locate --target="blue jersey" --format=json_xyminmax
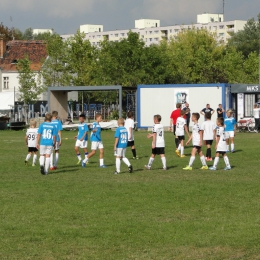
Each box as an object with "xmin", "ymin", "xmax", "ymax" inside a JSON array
[
  {"xmin": 38, "ymin": 122, "xmax": 57, "ymax": 146},
  {"xmin": 90, "ymin": 122, "xmax": 102, "ymax": 142},
  {"xmin": 51, "ymin": 119, "xmax": 63, "ymax": 142},
  {"xmin": 115, "ymin": 126, "xmax": 128, "ymax": 148},
  {"xmin": 77, "ymin": 122, "xmax": 89, "ymax": 141},
  {"xmin": 224, "ymin": 117, "xmax": 236, "ymax": 131}
]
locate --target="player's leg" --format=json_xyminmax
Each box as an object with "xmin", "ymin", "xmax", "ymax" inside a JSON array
[
  {"xmin": 160, "ymin": 152, "xmax": 167, "ymax": 170},
  {"xmin": 145, "ymin": 149, "xmax": 156, "ymax": 169},
  {"xmin": 75, "ymin": 139, "xmax": 82, "ymax": 164},
  {"xmin": 180, "ymin": 139, "xmax": 185, "ymax": 157},
  {"xmin": 25, "ymin": 150, "xmax": 32, "ymax": 165},
  {"xmin": 44, "ymin": 146, "xmax": 53, "ymax": 174},
  {"xmin": 210, "ymin": 152, "xmax": 220, "ymax": 170},
  {"xmin": 225, "ymin": 132, "xmax": 230, "ymax": 152},
  {"xmin": 54, "ymin": 142, "xmax": 60, "ymax": 168},
  {"xmin": 223, "ymin": 153, "xmax": 231, "ymax": 170},
  {"xmin": 183, "ymin": 147, "xmax": 197, "ymax": 170},
  {"xmin": 131, "ymin": 142, "xmax": 138, "ymax": 159},
  {"xmin": 230, "ymin": 134, "xmax": 235, "ymax": 152},
  {"xmin": 32, "ymin": 151, "xmax": 37, "ymax": 166},
  {"xmin": 198, "ymin": 148, "xmax": 207, "ymax": 169},
  {"xmin": 206, "ymin": 141, "xmax": 212, "ymax": 161},
  {"xmin": 121, "ymin": 148, "xmax": 132, "ymax": 173},
  {"xmin": 39, "ymin": 145, "xmax": 46, "ymax": 175}
]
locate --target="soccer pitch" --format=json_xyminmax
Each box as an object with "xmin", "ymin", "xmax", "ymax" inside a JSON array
[{"xmin": 1, "ymin": 129, "xmax": 260, "ymax": 259}]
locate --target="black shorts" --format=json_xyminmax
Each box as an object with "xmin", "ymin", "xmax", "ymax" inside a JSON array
[
  {"xmin": 28, "ymin": 147, "xmax": 38, "ymax": 152},
  {"xmin": 205, "ymin": 140, "xmax": 213, "ymax": 145},
  {"xmin": 152, "ymin": 147, "xmax": 165, "ymax": 155},
  {"xmin": 216, "ymin": 151, "xmax": 226, "ymax": 155},
  {"xmin": 193, "ymin": 146, "xmax": 201, "ymax": 150},
  {"xmin": 127, "ymin": 141, "xmax": 135, "ymax": 147},
  {"xmin": 178, "ymin": 136, "xmax": 185, "ymax": 141}
]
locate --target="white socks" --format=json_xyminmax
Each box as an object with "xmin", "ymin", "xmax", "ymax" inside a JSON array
[
  {"xmin": 213, "ymin": 157, "xmax": 219, "ymax": 167},
  {"xmin": 161, "ymin": 157, "xmax": 166, "ymax": 168},
  {"xmin": 189, "ymin": 156, "xmax": 195, "ymax": 166},
  {"xmin": 200, "ymin": 156, "xmax": 207, "ymax": 166},
  {"xmin": 25, "ymin": 154, "xmax": 31, "ymax": 161},
  {"xmin": 148, "ymin": 157, "xmax": 154, "ymax": 167},
  {"xmin": 224, "ymin": 156, "xmax": 230, "ymax": 167}
]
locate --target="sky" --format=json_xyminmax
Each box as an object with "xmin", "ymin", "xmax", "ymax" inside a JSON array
[{"xmin": 0, "ymin": 0, "xmax": 260, "ymax": 35}]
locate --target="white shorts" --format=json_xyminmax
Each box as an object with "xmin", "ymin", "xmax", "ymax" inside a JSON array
[
  {"xmin": 91, "ymin": 141, "xmax": 104, "ymax": 150},
  {"xmin": 75, "ymin": 140, "xmax": 87, "ymax": 149},
  {"xmin": 225, "ymin": 131, "xmax": 234, "ymax": 138},
  {"xmin": 115, "ymin": 148, "xmax": 126, "ymax": 157},
  {"xmin": 40, "ymin": 145, "xmax": 53, "ymax": 155}
]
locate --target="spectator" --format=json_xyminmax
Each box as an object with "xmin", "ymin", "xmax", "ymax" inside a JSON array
[
  {"xmin": 183, "ymin": 102, "xmax": 191, "ymax": 130},
  {"xmin": 217, "ymin": 104, "xmax": 225, "ymax": 118},
  {"xmin": 200, "ymin": 104, "xmax": 215, "ymax": 120}
]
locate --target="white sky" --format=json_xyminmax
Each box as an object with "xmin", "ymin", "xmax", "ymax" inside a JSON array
[{"xmin": 0, "ymin": 0, "xmax": 259, "ymax": 34}]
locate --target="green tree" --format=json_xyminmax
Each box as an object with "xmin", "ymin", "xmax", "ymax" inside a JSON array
[
  {"xmin": 228, "ymin": 13, "xmax": 260, "ymax": 57},
  {"xmin": 0, "ymin": 22, "xmax": 22, "ymax": 40},
  {"xmin": 16, "ymin": 56, "xmax": 44, "ymax": 104},
  {"xmin": 23, "ymin": 27, "xmax": 33, "ymax": 40},
  {"xmin": 41, "ymin": 34, "xmax": 70, "ymax": 87}
]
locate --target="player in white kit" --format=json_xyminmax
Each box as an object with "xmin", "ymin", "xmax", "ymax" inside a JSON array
[
  {"xmin": 175, "ymin": 110, "xmax": 190, "ymax": 157},
  {"xmin": 145, "ymin": 114, "xmax": 167, "ymax": 170},
  {"xmin": 24, "ymin": 119, "xmax": 38, "ymax": 166},
  {"xmin": 183, "ymin": 113, "xmax": 208, "ymax": 170},
  {"xmin": 209, "ymin": 117, "xmax": 231, "ymax": 170}
]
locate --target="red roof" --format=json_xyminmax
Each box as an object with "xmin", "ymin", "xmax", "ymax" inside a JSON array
[{"xmin": 0, "ymin": 40, "xmax": 47, "ymax": 71}]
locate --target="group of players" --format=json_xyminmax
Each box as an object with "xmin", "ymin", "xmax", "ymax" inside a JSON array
[{"xmin": 25, "ymin": 103, "xmax": 237, "ymax": 174}]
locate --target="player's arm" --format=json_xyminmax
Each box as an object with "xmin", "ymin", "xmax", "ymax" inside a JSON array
[
  {"xmin": 152, "ymin": 133, "xmax": 156, "ymax": 149},
  {"xmin": 36, "ymin": 133, "xmax": 41, "ymax": 149},
  {"xmin": 234, "ymin": 121, "xmax": 237, "ymax": 136},
  {"xmin": 199, "ymin": 130, "xmax": 203, "ymax": 147},
  {"xmin": 80, "ymin": 131, "xmax": 88, "ymax": 141},
  {"xmin": 114, "ymin": 137, "xmax": 119, "ymax": 151},
  {"xmin": 58, "ymin": 130, "xmax": 62, "ymax": 146},
  {"xmin": 184, "ymin": 124, "xmax": 190, "ymax": 138},
  {"xmin": 211, "ymin": 109, "xmax": 215, "ymax": 115},
  {"xmin": 200, "ymin": 110, "xmax": 204, "ymax": 115},
  {"xmin": 25, "ymin": 135, "xmax": 28, "ymax": 146},
  {"xmin": 128, "ymin": 127, "xmax": 133, "ymax": 140},
  {"xmin": 169, "ymin": 118, "xmax": 173, "ymax": 131},
  {"xmin": 186, "ymin": 134, "xmax": 192, "ymax": 145}
]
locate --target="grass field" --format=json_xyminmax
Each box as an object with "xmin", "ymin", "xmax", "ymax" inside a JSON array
[{"xmin": 1, "ymin": 129, "xmax": 260, "ymax": 260}]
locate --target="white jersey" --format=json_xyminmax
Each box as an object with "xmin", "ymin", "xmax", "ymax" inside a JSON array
[
  {"xmin": 216, "ymin": 126, "xmax": 226, "ymax": 151},
  {"xmin": 253, "ymin": 108, "xmax": 260, "ymax": 119},
  {"xmin": 26, "ymin": 128, "xmax": 38, "ymax": 147},
  {"xmin": 201, "ymin": 120, "xmax": 216, "ymax": 140},
  {"xmin": 124, "ymin": 118, "xmax": 135, "ymax": 141},
  {"xmin": 192, "ymin": 123, "xmax": 201, "ymax": 146},
  {"xmin": 175, "ymin": 117, "xmax": 186, "ymax": 136},
  {"xmin": 152, "ymin": 123, "xmax": 165, "ymax": 148}
]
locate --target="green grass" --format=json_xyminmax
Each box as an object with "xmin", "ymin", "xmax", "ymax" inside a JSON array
[{"xmin": 1, "ymin": 129, "xmax": 260, "ymax": 259}]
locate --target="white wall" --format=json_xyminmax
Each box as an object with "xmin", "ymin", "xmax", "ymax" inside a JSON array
[
  {"xmin": 135, "ymin": 19, "xmax": 160, "ymax": 29},
  {"xmin": 138, "ymin": 85, "xmax": 224, "ymax": 128}
]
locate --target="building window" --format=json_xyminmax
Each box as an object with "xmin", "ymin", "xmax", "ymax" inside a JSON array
[
  {"xmin": 219, "ymin": 25, "xmax": 224, "ymax": 29},
  {"xmin": 3, "ymin": 77, "xmax": 9, "ymax": 89},
  {"xmin": 121, "ymin": 33, "xmax": 125, "ymax": 36},
  {"xmin": 115, "ymin": 34, "xmax": 118, "ymax": 37},
  {"xmin": 149, "ymin": 38, "xmax": 152, "ymax": 42}
]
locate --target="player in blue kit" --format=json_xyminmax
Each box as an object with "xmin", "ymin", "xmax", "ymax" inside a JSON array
[
  {"xmin": 74, "ymin": 114, "xmax": 89, "ymax": 166},
  {"xmin": 224, "ymin": 109, "xmax": 237, "ymax": 153},
  {"xmin": 114, "ymin": 118, "xmax": 133, "ymax": 174},
  {"xmin": 82, "ymin": 113, "xmax": 106, "ymax": 168},
  {"xmin": 50, "ymin": 111, "xmax": 63, "ymax": 170},
  {"xmin": 36, "ymin": 113, "xmax": 57, "ymax": 175}
]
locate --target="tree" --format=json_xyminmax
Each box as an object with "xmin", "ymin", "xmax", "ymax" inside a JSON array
[
  {"xmin": 16, "ymin": 56, "xmax": 44, "ymax": 104},
  {"xmin": 23, "ymin": 28, "xmax": 34, "ymax": 40},
  {"xmin": 0, "ymin": 22, "xmax": 22, "ymax": 40},
  {"xmin": 228, "ymin": 13, "xmax": 260, "ymax": 57},
  {"xmin": 41, "ymin": 34, "xmax": 70, "ymax": 87}
]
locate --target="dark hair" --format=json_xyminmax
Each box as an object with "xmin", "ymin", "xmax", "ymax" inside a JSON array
[
  {"xmin": 154, "ymin": 114, "xmax": 162, "ymax": 122},
  {"xmin": 192, "ymin": 112, "xmax": 200, "ymax": 120},
  {"xmin": 95, "ymin": 113, "xmax": 102, "ymax": 119},
  {"xmin": 217, "ymin": 117, "xmax": 224, "ymax": 126},
  {"xmin": 176, "ymin": 103, "xmax": 181, "ymax": 108},
  {"xmin": 127, "ymin": 111, "xmax": 134, "ymax": 118},
  {"xmin": 79, "ymin": 114, "xmax": 85, "ymax": 119},
  {"xmin": 205, "ymin": 112, "xmax": 211, "ymax": 119}
]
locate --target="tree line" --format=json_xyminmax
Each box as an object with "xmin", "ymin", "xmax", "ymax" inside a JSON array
[{"xmin": 1, "ymin": 14, "xmax": 259, "ymax": 104}]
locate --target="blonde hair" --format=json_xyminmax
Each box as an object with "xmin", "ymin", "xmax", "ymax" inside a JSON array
[
  {"xmin": 226, "ymin": 109, "xmax": 233, "ymax": 114},
  {"xmin": 117, "ymin": 118, "xmax": 125, "ymax": 126},
  {"xmin": 30, "ymin": 119, "xmax": 37, "ymax": 127}
]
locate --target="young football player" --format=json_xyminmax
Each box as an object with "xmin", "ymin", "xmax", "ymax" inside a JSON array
[
  {"xmin": 25, "ymin": 119, "xmax": 38, "ymax": 166},
  {"xmin": 114, "ymin": 118, "xmax": 133, "ymax": 174},
  {"xmin": 145, "ymin": 114, "xmax": 167, "ymax": 170},
  {"xmin": 183, "ymin": 113, "xmax": 208, "ymax": 170}
]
